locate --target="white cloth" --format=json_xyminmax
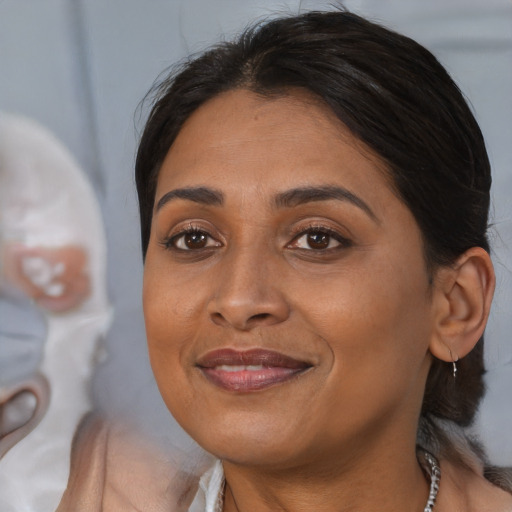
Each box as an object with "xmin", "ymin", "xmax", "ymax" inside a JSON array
[
  {"xmin": 188, "ymin": 460, "xmax": 224, "ymax": 512},
  {"xmin": 0, "ymin": 113, "xmax": 111, "ymax": 512}
]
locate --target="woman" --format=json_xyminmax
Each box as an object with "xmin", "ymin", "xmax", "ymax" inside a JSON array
[
  {"xmin": 60, "ymin": 8, "xmax": 511, "ymax": 511},
  {"xmin": 135, "ymin": 8, "xmax": 512, "ymax": 512}
]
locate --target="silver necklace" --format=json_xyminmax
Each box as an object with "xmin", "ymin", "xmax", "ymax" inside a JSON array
[
  {"xmin": 422, "ymin": 451, "xmax": 441, "ymax": 512},
  {"xmin": 223, "ymin": 451, "xmax": 441, "ymax": 512}
]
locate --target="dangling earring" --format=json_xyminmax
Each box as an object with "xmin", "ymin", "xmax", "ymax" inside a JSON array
[{"xmin": 449, "ymin": 350, "xmax": 459, "ymax": 379}]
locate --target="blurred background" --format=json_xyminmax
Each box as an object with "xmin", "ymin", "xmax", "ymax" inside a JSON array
[{"xmin": 1, "ymin": 0, "xmax": 511, "ymax": 464}]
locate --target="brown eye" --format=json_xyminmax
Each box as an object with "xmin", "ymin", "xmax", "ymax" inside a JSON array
[
  {"xmin": 306, "ymin": 231, "xmax": 330, "ymax": 249},
  {"xmin": 184, "ymin": 232, "xmax": 208, "ymax": 249},
  {"xmin": 169, "ymin": 230, "xmax": 220, "ymax": 251},
  {"xmin": 289, "ymin": 227, "xmax": 351, "ymax": 251}
]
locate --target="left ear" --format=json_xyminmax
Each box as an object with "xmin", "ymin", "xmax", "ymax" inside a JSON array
[{"xmin": 429, "ymin": 247, "xmax": 495, "ymax": 362}]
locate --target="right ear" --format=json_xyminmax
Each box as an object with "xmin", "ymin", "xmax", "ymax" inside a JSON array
[{"xmin": 428, "ymin": 247, "xmax": 495, "ymax": 363}]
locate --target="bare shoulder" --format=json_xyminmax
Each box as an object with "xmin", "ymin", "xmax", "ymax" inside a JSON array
[{"xmin": 436, "ymin": 458, "xmax": 512, "ymax": 512}]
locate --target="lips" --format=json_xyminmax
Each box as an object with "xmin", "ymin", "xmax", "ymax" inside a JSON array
[{"xmin": 196, "ymin": 348, "xmax": 311, "ymax": 392}]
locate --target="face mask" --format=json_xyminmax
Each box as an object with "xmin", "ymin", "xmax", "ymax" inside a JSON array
[{"xmin": 0, "ymin": 290, "xmax": 47, "ymax": 388}]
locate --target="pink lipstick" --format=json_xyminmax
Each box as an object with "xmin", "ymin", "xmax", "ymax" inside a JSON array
[{"xmin": 196, "ymin": 348, "xmax": 311, "ymax": 392}]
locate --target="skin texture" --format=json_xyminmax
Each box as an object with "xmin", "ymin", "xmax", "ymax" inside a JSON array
[{"xmin": 143, "ymin": 89, "xmax": 495, "ymax": 511}]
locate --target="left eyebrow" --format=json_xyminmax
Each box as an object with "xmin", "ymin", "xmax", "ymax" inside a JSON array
[
  {"xmin": 275, "ymin": 185, "xmax": 379, "ymax": 223},
  {"xmin": 155, "ymin": 186, "xmax": 224, "ymax": 212}
]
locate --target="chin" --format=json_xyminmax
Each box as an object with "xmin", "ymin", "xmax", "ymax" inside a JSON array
[
  {"xmin": 205, "ymin": 436, "xmax": 297, "ymax": 468},
  {"xmin": 175, "ymin": 406, "xmax": 312, "ymax": 468}
]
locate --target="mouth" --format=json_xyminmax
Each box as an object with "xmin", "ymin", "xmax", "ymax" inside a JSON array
[{"xmin": 196, "ymin": 348, "xmax": 312, "ymax": 392}]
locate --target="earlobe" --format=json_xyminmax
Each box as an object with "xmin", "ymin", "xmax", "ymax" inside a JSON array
[{"xmin": 429, "ymin": 247, "xmax": 495, "ymax": 362}]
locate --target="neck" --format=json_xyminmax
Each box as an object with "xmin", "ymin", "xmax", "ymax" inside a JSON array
[{"xmin": 222, "ymin": 441, "xmax": 430, "ymax": 512}]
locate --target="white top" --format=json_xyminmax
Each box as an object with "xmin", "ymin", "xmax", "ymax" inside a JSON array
[{"xmin": 188, "ymin": 460, "xmax": 225, "ymax": 512}]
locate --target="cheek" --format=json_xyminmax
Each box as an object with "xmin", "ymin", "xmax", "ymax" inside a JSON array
[
  {"xmin": 296, "ymin": 264, "xmax": 432, "ymax": 440},
  {"xmin": 143, "ymin": 252, "xmax": 200, "ymax": 342},
  {"xmin": 143, "ymin": 268, "xmax": 190, "ymax": 383},
  {"xmin": 299, "ymin": 250, "xmax": 432, "ymax": 380},
  {"xmin": 142, "ymin": 255, "xmax": 218, "ymax": 418}
]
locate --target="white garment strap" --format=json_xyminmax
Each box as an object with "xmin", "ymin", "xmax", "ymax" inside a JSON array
[{"xmin": 189, "ymin": 459, "xmax": 224, "ymax": 512}]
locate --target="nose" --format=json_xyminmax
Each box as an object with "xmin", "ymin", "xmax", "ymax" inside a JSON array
[{"xmin": 207, "ymin": 247, "xmax": 290, "ymax": 331}]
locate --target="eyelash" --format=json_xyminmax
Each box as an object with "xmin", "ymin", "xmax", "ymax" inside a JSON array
[
  {"xmin": 161, "ymin": 225, "xmax": 221, "ymax": 252},
  {"xmin": 161, "ymin": 222, "xmax": 351, "ymax": 255},
  {"xmin": 287, "ymin": 224, "xmax": 352, "ymax": 252}
]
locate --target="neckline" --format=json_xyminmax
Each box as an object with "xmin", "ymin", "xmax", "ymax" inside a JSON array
[{"xmin": 201, "ymin": 452, "xmax": 441, "ymax": 512}]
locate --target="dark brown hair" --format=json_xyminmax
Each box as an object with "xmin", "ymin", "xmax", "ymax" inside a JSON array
[{"xmin": 136, "ymin": 10, "xmax": 490, "ymax": 431}]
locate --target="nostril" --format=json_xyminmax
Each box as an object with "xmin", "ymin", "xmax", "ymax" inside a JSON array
[
  {"xmin": 207, "ymin": 288, "xmax": 290, "ymax": 330},
  {"xmin": 249, "ymin": 313, "xmax": 271, "ymax": 323},
  {"xmin": 210, "ymin": 312, "xmax": 225, "ymax": 325},
  {"xmin": 242, "ymin": 313, "xmax": 276, "ymax": 330},
  {"xmin": 209, "ymin": 310, "xmax": 279, "ymax": 329}
]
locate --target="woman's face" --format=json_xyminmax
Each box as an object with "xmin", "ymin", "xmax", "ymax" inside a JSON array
[{"xmin": 143, "ymin": 89, "xmax": 436, "ymax": 469}]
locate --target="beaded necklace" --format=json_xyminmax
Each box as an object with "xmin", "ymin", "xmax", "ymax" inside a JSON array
[{"xmin": 421, "ymin": 451, "xmax": 441, "ymax": 512}]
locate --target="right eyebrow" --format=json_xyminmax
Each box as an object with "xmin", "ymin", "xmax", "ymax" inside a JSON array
[{"xmin": 155, "ymin": 186, "xmax": 224, "ymax": 212}]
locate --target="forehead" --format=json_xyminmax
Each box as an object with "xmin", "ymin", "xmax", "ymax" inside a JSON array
[{"xmin": 156, "ymin": 88, "xmax": 393, "ymax": 205}]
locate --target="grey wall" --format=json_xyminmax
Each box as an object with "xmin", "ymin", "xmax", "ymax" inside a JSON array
[{"xmin": 1, "ymin": 0, "xmax": 511, "ymax": 463}]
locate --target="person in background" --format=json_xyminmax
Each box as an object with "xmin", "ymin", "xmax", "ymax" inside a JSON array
[{"xmin": 0, "ymin": 114, "xmax": 110, "ymax": 512}]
